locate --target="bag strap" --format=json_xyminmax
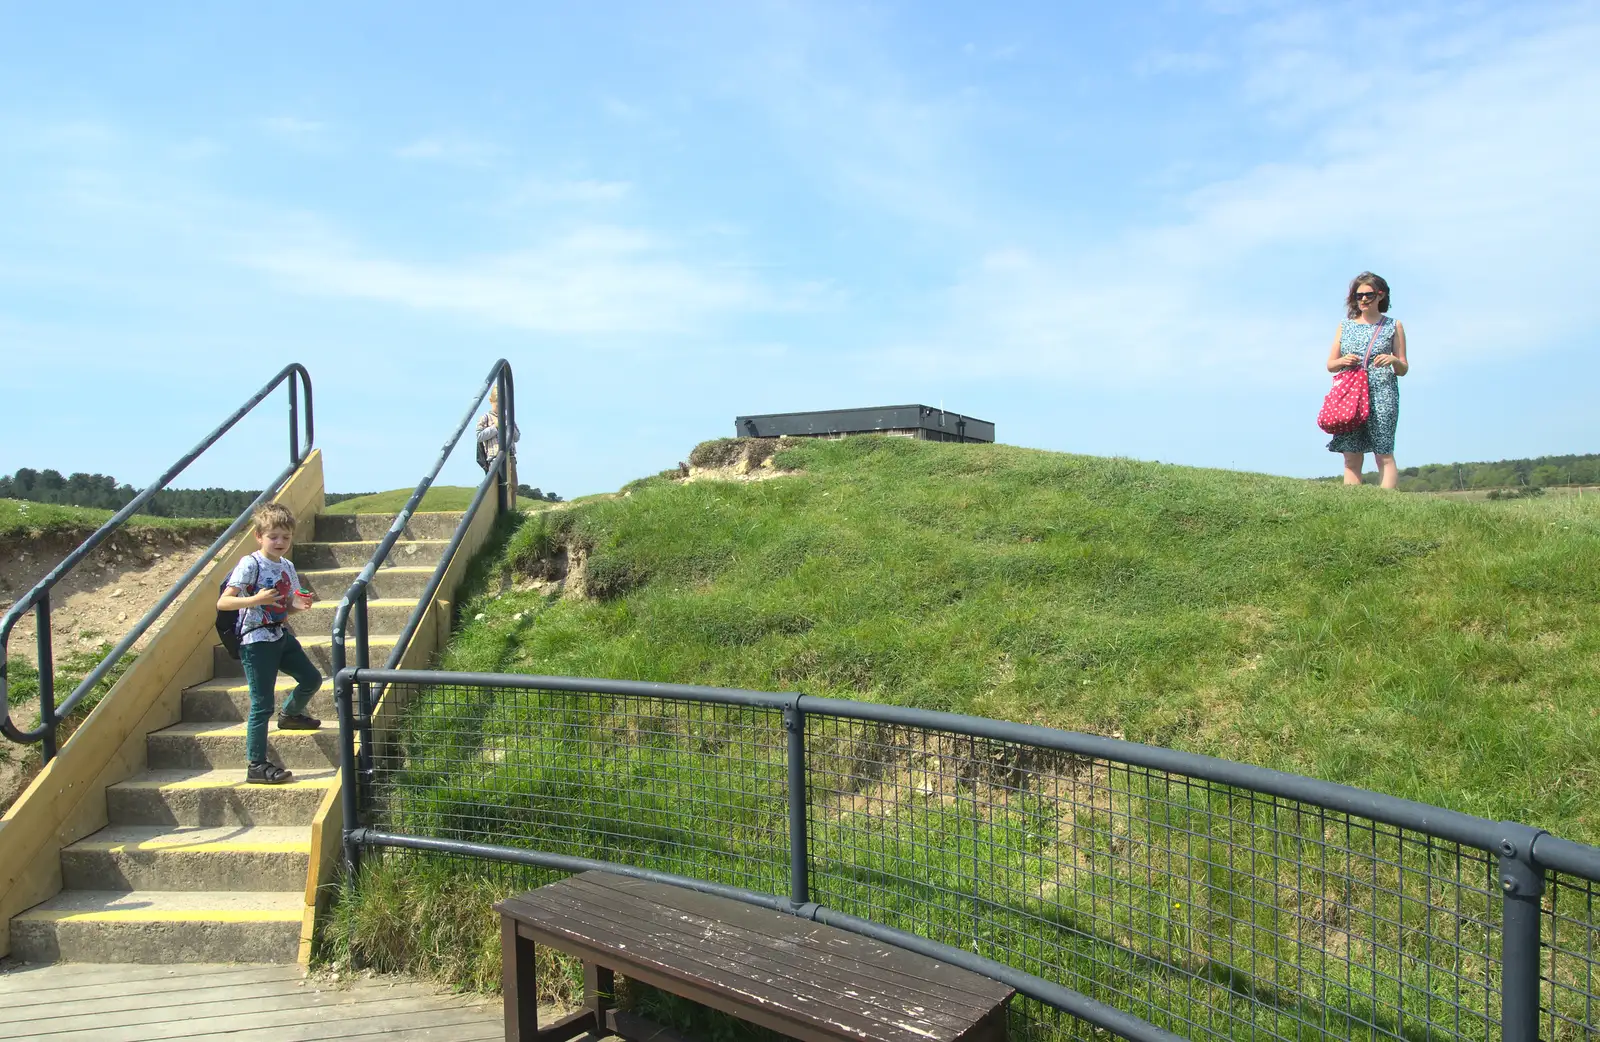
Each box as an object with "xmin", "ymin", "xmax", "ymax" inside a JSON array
[{"xmin": 1360, "ymin": 317, "xmax": 1386, "ymax": 370}]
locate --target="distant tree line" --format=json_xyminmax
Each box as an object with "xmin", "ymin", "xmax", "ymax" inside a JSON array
[
  {"xmin": 516, "ymin": 484, "xmax": 563, "ymax": 503},
  {"xmin": 0, "ymin": 468, "xmax": 374, "ymax": 518},
  {"xmin": 1, "ymin": 467, "xmax": 562, "ymax": 516},
  {"xmin": 1328, "ymin": 453, "xmax": 1600, "ymax": 491}
]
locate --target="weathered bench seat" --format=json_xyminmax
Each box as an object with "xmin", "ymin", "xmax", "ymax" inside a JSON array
[{"xmin": 496, "ymin": 871, "xmax": 1014, "ymax": 1042}]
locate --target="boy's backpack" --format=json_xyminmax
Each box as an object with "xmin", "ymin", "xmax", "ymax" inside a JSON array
[{"xmin": 215, "ymin": 554, "xmax": 263, "ymax": 660}]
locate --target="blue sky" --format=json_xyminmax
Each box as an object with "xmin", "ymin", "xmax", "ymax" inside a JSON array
[{"xmin": 2, "ymin": 1, "xmax": 1597, "ymax": 498}]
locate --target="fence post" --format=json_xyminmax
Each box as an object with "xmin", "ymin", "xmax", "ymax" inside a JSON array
[
  {"xmin": 784, "ymin": 703, "xmax": 809, "ymax": 908},
  {"xmin": 36, "ymin": 594, "xmax": 56, "ymax": 763},
  {"xmin": 354, "ymin": 589, "xmax": 374, "ymax": 810},
  {"xmin": 1498, "ymin": 822, "xmax": 1547, "ymax": 1042},
  {"xmin": 335, "ymin": 668, "xmax": 362, "ymax": 876}
]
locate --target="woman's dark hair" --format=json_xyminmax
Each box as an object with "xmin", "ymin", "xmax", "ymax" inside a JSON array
[{"xmin": 1346, "ymin": 272, "xmax": 1391, "ymax": 318}]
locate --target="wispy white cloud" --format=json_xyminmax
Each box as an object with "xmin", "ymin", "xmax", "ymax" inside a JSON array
[
  {"xmin": 395, "ymin": 135, "xmax": 503, "ymax": 166},
  {"xmin": 245, "ymin": 223, "xmax": 818, "ymax": 334},
  {"xmin": 860, "ymin": 3, "xmax": 1600, "ymax": 384}
]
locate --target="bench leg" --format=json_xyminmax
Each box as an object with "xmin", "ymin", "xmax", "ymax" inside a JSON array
[
  {"xmin": 584, "ymin": 961, "xmax": 616, "ymax": 1021},
  {"xmin": 503, "ymin": 918, "xmax": 540, "ymax": 1042}
]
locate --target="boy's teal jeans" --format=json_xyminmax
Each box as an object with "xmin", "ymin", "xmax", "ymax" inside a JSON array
[{"xmin": 240, "ymin": 634, "xmax": 322, "ymax": 763}]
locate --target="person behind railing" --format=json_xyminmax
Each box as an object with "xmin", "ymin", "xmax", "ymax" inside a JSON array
[
  {"xmin": 473, "ymin": 382, "xmax": 524, "ymax": 476},
  {"xmin": 215, "ymin": 503, "xmax": 321, "ymax": 785}
]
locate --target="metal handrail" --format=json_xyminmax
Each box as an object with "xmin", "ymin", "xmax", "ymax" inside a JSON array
[
  {"xmin": 328, "ymin": 360, "xmax": 513, "ymax": 803},
  {"xmin": 336, "ymin": 666, "xmax": 1600, "ymax": 1042},
  {"xmin": 1, "ymin": 363, "xmax": 313, "ymax": 760}
]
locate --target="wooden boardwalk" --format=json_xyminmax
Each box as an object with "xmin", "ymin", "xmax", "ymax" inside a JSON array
[{"xmin": 0, "ymin": 961, "xmax": 509, "ymax": 1041}]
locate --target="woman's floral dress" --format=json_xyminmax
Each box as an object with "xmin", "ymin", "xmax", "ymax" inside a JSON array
[{"xmin": 1327, "ymin": 316, "xmax": 1400, "ymax": 455}]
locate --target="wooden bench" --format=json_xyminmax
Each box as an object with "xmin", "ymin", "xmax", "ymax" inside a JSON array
[{"xmin": 495, "ymin": 871, "xmax": 1015, "ymax": 1042}]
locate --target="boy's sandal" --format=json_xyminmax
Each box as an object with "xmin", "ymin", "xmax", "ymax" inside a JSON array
[{"xmin": 247, "ymin": 761, "xmax": 294, "ymax": 785}]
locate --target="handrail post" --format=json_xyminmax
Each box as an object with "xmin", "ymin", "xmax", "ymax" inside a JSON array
[
  {"xmin": 784, "ymin": 702, "xmax": 809, "ymax": 908},
  {"xmin": 289, "ymin": 373, "xmax": 300, "ymax": 465},
  {"xmin": 495, "ymin": 370, "xmax": 510, "ymax": 515},
  {"xmin": 355, "ymin": 588, "xmax": 374, "ymax": 809},
  {"xmin": 1498, "ymin": 822, "xmax": 1547, "ymax": 1042},
  {"xmin": 36, "ymin": 595, "xmax": 56, "ymax": 763},
  {"xmin": 335, "ymin": 669, "xmax": 363, "ymax": 876}
]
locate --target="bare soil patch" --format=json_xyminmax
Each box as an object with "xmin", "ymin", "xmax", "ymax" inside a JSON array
[
  {"xmin": 1, "ymin": 526, "xmax": 223, "ymax": 811},
  {"xmin": 2, "ymin": 526, "xmax": 223, "ymax": 666}
]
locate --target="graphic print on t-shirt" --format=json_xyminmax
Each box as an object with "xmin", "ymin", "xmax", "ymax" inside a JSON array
[{"xmin": 226, "ymin": 552, "xmax": 301, "ymax": 647}]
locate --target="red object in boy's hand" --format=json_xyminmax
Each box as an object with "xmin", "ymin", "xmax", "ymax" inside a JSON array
[{"xmin": 294, "ymin": 589, "xmax": 315, "ymax": 609}]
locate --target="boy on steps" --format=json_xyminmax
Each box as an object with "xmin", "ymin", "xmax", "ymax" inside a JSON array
[{"xmin": 216, "ymin": 503, "xmax": 321, "ymax": 785}]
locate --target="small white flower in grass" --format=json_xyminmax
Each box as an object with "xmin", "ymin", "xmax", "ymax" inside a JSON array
[
  {"xmin": 474, "ymin": 613, "xmax": 487, "ymax": 622},
  {"xmin": 513, "ymin": 612, "xmax": 524, "ymax": 622}
]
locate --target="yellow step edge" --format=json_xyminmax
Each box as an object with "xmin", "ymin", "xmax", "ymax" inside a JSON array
[
  {"xmin": 73, "ymin": 839, "xmax": 310, "ymax": 855},
  {"xmin": 19, "ymin": 908, "xmax": 301, "ymax": 924},
  {"xmin": 116, "ymin": 774, "xmax": 335, "ymax": 792}
]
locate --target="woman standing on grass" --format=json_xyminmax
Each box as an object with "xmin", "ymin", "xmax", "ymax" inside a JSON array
[{"xmin": 1327, "ymin": 272, "xmax": 1409, "ymax": 487}]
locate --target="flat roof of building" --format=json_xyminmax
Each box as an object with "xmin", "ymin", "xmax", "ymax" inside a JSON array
[{"xmin": 736, "ymin": 405, "xmax": 994, "ymax": 442}]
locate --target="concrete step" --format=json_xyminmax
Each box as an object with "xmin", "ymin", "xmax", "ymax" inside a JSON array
[
  {"xmin": 61, "ymin": 825, "xmax": 311, "ymax": 892},
  {"xmin": 314, "ymin": 511, "xmax": 463, "ymax": 542},
  {"xmin": 147, "ymin": 721, "xmax": 339, "ymax": 771},
  {"xmin": 294, "ymin": 597, "xmax": 418, "ymax": 638},
  {"xmin": 294, "ymin": 539, "xmax": 449, "ymax": 571},
  {"xmin": 210, "ymin": 633, "xmax": 399, "ymax": 679},
  {"xmin": 182, "ymin": 676, "xmax": 336, "ymax": 722},
  {"xmin": 106, "ymin": 768, "xmax": 337, "ymax": 826},
  {"xmin": 10, "ymin": 890, "xmax": 302, "ymax": 963},
  {"xmin": 298, "ymin": 565, "xmax": 437, "ymax": 601}
]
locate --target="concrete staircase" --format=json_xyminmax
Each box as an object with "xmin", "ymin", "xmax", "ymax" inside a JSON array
[{"xmin": 10, "ymin": 511, "xmax": 462, "ymax": 963}]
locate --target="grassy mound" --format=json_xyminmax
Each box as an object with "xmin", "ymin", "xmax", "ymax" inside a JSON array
[
  {"xmin": 326, "ymin": 437, "xmax": 1600, "ymax": 1014},
  {"xmin": 448, "ymin": 436, "xmax": 1600, "ymax": 837},
  {"xmin": 321, "ymin": 486, "xmax": 481, "ymax": 515},
  {"xmin": 0, "ymin": 499, "xmax": 224, "ymax": 540}
]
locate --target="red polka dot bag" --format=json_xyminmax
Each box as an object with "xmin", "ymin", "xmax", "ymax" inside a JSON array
[{"xmin": 1317, "ymin": 320, "xmax": 1384, "ymax": 436}]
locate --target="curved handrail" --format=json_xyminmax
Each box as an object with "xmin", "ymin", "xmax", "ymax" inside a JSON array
[
  {"xmin": 335, "ymin": 665, "xmax": 1600, "ymax": 1042},
  {"xmin": 1, "ymin": 363, "xmax": 313, "ymax": 759},
  {"xmin": 328, "ymin": 360, "xmax": 513, "ymax": 786}
]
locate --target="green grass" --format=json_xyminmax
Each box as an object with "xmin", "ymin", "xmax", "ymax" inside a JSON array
[
  {"xmin": 445, "ymin": 437, "xmax": 1600, "ymax": 838},
  {"xmin": 326, "ymin": 438, "xmax": 1600, "ymax": 1037},
  {"xmin": 0, "ymin": 640, "xmax": 136, "ymax": 793},
  {"xmin": 321, "ymin": 487, "xmax": 481, "ymax": 515},
  {"xmin": 0, "ymin": 498, "xmax": 225, "ymax": 540}
]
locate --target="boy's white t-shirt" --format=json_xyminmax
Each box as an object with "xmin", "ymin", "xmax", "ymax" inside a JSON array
[{"xmin": 226, "ymin": 552, "xmax": 300, "ymax": 646}]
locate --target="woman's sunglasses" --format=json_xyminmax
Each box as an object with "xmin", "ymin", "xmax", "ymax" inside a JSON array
[{"xmin": 1354, "ymin": 291, "xmax": 1381, "ymax": 302}]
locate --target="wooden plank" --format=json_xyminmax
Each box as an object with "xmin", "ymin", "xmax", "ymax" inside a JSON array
[
  {"xmin": 0, "ymin": 964, "xmax": 505, "ymax": 1042},
  {"xmin": 19, "ymin": 987, "xmax": 493, "ymax": 1042},
  {"xmin": 522, "ymin": 885, "xmax": 988, "ymax": 1032},
  {"xmin": 0, "ymin": 963, "xmax": 300, "ymax": 1003},
  {"xmin": 166, "ymin": 1005, "xmax": 504, "ymax": 1042},
  {"xmin": 533, "ymin": 876, "xmax": 1004, "ymax": 1013},
  {"xmin": 528, "ymin": 873, "xmax": 1011, "ymax": 1008},
  {"xmin": 507, "ymin": 874, "xmax": 1011, "ymax": 1013},
  {"xmin": 499, "ymin": 873, "xmax": 1012, "ymax": 1042},
  {"xmin": 516, "ymin": 900, "xmax": 966, "ymax": 1042},
  {"xmin": 0, "ymin": 975, "xmax": 441, "ymax": 1028}
]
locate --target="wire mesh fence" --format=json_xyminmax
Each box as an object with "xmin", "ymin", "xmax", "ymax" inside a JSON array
[{"xmin": 352, "ymin": 675, "xmax": 1600, "ymax": 1042}]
